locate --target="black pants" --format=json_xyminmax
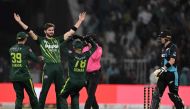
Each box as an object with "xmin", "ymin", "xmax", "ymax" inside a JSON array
[
  {"xmin": 84, "ymin": 70, "xmax": 100, "ymax": 109},
  {"xmin": 60, "ymin": 78, "xmax": 85, "ymax": 109},
  {"xmin": 13, "ymin": 79, "xmax": 40, "ymax": 109},
  {"xmin": 151, "ymin": 71, "xmax": 183, "ymax": 109},
  {"xmin": 157, "ymin": 71, "xmax": 179, "ymax": 97},
  {"xmin": 39, "ymin": 63, "xmax": 65, "ymax": 109}
]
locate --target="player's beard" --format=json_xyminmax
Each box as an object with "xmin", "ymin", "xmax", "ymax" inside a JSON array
[{"xmin": 46, "ymin": 32, "xmax": 54, "ymax": 38}]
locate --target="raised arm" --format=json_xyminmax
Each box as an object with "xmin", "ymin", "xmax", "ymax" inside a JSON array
[
  {"xmin": 14, "ymin": 13, "xmax": 38, "ymax": 40},
  {"xmin": 64, "ymin": 12, "xmax": 86, "ymax": 40},
  {"xmin": 83, "ymin": 37, "xmax": 97, "ymax": 58}
]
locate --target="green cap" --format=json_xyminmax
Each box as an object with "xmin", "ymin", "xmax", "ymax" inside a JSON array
[
  {"xmin": 16, "ymin": 32, "xmax": 28, "ymax": 40},
  {"xmin": 72, "ymin": 39, "xmax": 84, "ymax": 49}
]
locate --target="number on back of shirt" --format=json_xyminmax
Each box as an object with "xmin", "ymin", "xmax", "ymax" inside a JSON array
[
  {"xmin": 11, "ymin": 53, "xmax": 22, "ymax": 64},
  {"xmin": 74, "ymin": 60, "xmax": 86, "ymax": 68},
  {"xmin": 74, "ymin": 60, "xmax": 87, "ymax": 72}
]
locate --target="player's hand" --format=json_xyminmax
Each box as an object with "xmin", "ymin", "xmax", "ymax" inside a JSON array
[
  {"xmin": 79, "ymin": 12, "xmax": 86, "ymax": 21},
  {"xmin": 84, "ymin": 35, "xmax": 92, "ymax": 42},
  {"xmin": 14, "ymin": 13, "xmax": 21, "ymax": 22},
  {"xmin": 72, "ymin": 35, "xmax": 84, "ymax": 40},
  {"xmin": 160, "ymin": 67, "xmax": 167, "ymax": 73},
  {"xmin": 38, "ymin": 56, "xmax": 44, "ymax": 61},
  {"xmin": 153, "ymin": 67, "xmax": 167, "ymax": 77},
  {"xmin": 153, "ymin": 69, "xmax": 161, "ymax": 77}
]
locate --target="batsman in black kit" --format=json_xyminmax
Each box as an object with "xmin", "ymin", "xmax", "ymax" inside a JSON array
[{"xmin": 150, "ymin": 30, "xmax": 184, "ymax": 109}]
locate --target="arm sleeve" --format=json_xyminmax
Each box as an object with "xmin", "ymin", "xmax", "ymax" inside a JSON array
[
  {"xmin": 169, "ymin": 44, "xmax": 177, "ymax": 59},
  {"xmin": 35, "ymin": 35, "xmax": 43, "ymax": 45},
  {"xmin": 55, "ymin": 35, "xmax": 64, "ymax": 43},
  {"xmin": 92, "ymin": 46, "xmax": 102, "ymax": 60},
  {"xmin": 84, "ymin": 38, "xmax": 97, "ymax": 58},
  {"xmin": 27, "ymin": 47, "xmax": 39, "ymax": 63}
]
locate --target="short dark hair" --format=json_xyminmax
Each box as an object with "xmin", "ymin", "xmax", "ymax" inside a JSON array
[{"xmin": 43, "ymin": 23, "xmax": 55, "ymax": 30}]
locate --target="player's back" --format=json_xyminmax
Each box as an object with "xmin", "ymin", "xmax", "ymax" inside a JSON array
[
  {"xmin": 67, "ymin": 52, "xmax": 89, "ymax": 81},
  {"xmin": 9, "ymin": 44, "xmax": 32, "ymax": 81}
]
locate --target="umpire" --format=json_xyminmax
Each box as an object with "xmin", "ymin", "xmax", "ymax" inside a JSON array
[
  {"xmin": 9, "ymin": 32, "xmax": 40, "ymax": 109},
  {"xmin": 150, "ymin": 30, "xmax": 184, "ymax": 109},
  {"xmin": 82, "ymin": 34, "xmax": 102, "ymax": 109}
]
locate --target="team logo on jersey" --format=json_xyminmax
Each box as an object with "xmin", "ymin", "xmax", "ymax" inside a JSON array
[
  {"xmin": 53, "ymin": 40, "xmax": 58, "ymax": 44},
  {"xmin": 44, "ymin": 75, "xmax": 48, "ymax": 79},
  {"xmin": 161, "ymin": 54, "xmax": 166, "ymax": 57},
  {"xmin": 166, "ymin": 48, "xmax": 169, "ymax": 51},
  {"xmin": 29, "ymin": 48, "xmax": 33, "ymax": 52},
  {"xmin": 68, "ymin": 50, "xmax": 72, "ymax": 54},
  {"xmin": 43, "ymin": 40, "xmax": 48, "ymax": 45},
  {"xmin": 173, "ymin": 52, "xmax": 176, "ymax": 56}
]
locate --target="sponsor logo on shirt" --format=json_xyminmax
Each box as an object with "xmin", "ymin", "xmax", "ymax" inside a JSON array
[
  {"xmin": 43, "ymin": 40, "xmax": 59, "ymax": 49},
  {"xmin": 45, "ymin": 44, "xmax": 59, "ymax": 49},
  {"xmin": 44, "ymin": 75, "xmax": 48, "ymax": 79},
  {"xmin": 161, "ymin": 54, "xmax": 166, "ymax": 57}
]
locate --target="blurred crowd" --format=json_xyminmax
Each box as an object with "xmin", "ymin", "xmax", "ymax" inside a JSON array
[
  {"xmin": 77, "ymin": 0, "xmax": 190, "ymax": 84},
  {"xmin": 1, "ymin": 0, "xmax": 190, "ymax": 85}
]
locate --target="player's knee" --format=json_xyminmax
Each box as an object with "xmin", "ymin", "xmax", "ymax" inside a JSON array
[
  {"xmin": 17, "ymin": 95, "xmax": 24, "ymax": 101},
  {"xmin": 168, "ymin": 93, "xmax": 184, "ymax": 109},
  {"xmin": 168, "ymin": 93, "xmax": 182, "ymax": 102},
  {"xmin": 30, "ymin": 99, "xmax": 38, "ymax": 105}
]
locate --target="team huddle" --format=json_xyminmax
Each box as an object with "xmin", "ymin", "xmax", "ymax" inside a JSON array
[
  {"xmin": 9, "ymin": 12, "xmax": 184, "ymax": 109},
  {"xmin": 10, "ymin": 12, "xmax": 102, "ymax": 109}
]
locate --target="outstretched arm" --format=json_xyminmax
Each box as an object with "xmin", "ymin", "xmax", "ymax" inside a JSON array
[
  {"xmin": 64, "ymin": 12, "xmax": 86, "ymax": 41},
  {"xmin": 14, "ymin": 13, "xmax": 38, "ymax": 40}
]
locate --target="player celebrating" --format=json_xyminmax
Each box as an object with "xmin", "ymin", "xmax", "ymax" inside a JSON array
[
  {"xmin": 82, "ymin": 34, "xmax": 102, "ymax": 109},
  {"xmin": 9, "ymin": 32, "xmax": 41, "ymax": 109},
  {"xmin": 150, "ymin": 30, "xmax": 184, "ymax": 109},
  {"xmin": 59, "ymin": 35, "xmax": 97, "ymax": 109},
  {"xmin": 14, "ymin": 12, "xmax": 86, "ymax": 109}
]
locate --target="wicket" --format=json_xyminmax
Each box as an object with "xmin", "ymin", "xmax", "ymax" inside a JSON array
[{"xmin": 144, "ymin": 85, "xmax": 155, "ymax": 109}]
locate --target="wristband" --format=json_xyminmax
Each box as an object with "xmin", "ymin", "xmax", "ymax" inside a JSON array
[
  {"xmin": 71, "ymin": 26, "xmax": 77, "ymax": 31},
  {"xmin": 165, "ymin": 63, "xmax": 171, "ymax": 68},
  {"xmin": 25, "ymin": 27, "xmax": 31, "ymax": 33}
]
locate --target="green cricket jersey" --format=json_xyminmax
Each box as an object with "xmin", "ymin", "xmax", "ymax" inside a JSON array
[
  {"xmin": 9, "ymin": 44, "xmax": 39, "ymax": 81},
  {"xmin": 37, "ymin": 36, "xmax": 64, "ymax": 64},
  {"xmin": 67, "ymin": 39, "xmax": 97, "ymax": 81}
]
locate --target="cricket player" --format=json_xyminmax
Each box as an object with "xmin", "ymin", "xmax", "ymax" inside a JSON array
[
  {"xmin": 82, "ymin": 34, "xmax": 102, "ymax": 109},
  {"xmin": 9, "ymin": 32, "xmax": 41, "ymax": 109},
  {"xmin": 60, "ymin": 35, "xmax": 97, "ymax": 109},
  {"xmin": 14, "ymin": 12, "xmax": 86, "ymax": 109},
  {"xmin": 150, "ymin": 30, "xmax": 184, "ymax": 109}
]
